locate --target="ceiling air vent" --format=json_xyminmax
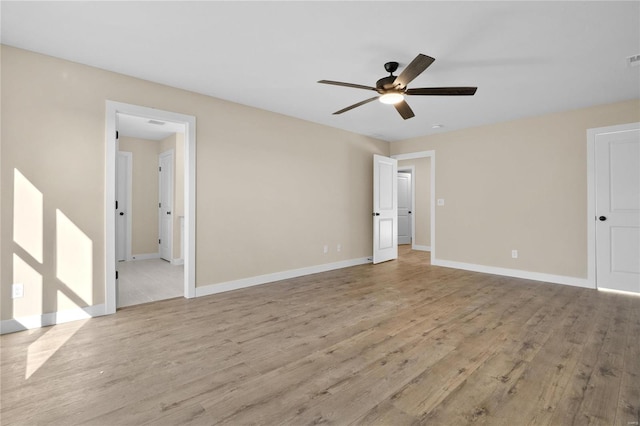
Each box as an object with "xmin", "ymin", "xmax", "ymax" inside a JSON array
[{"xmin": 626, "ymin": 54, "xmax": 640, "ymax": 67}]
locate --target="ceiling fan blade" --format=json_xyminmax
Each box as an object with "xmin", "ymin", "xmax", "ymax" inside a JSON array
[
  {"xmin": 395, "ymin": 54, "xmax": 435, "ymax": 88},
  {"xmin": 333, "ymin": 96, "xmax": 380, "ymax": 115},
  {"xmin": 394, "ymin": 100, "xmax": 415, "ymax": 120},
  {"xmin": 406, "ymin": 87, "xmax": 477, "ymax": 96},
  {"xmin": 318, "ymin": 80, "xmax": 377, "ymax": 91}
]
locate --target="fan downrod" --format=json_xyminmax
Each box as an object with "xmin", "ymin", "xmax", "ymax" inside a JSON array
[{"xmin": 384, "ymin": 61, "xmax": 399, "ymax": 75}]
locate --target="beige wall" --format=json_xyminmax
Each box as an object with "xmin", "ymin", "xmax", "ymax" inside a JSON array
[
  {"xmin": 391, "ymin": 99, "xmax": 640, "ymax": 278},
  {"xmin": 119, "ymin": 136, "xmax": 160, "ymax": 255},
  {"xmin": 398, "ymin": 158, "xmax": 431, "ymax": 247},
  {"xmin": 1, "ymin": 46, "xmax": 388, "ymax": 320}
]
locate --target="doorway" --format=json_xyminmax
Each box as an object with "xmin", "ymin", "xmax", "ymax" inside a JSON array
[
  {"xmin": 393, "ymin": 151, "xmax": 434, "ymax": 256},
  {"xmin": 106, "ymin": 101, "xmax": 196, "ymax": 314}
]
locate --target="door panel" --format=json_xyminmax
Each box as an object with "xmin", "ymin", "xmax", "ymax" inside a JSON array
[
  {"xmin": 373, "ymin": 155, "xmax": 397, "ymax": 264},
  {"xmin": 595, "ymin": 128, "xmax": 640, "ymax": 293},
  {"xmin": 397, "ymin": 172, "xmax": 412, "ymax": 245},
  {"xmin": 159, "ymin": 151, "xmax": 173, "ymax": 262},
  {"xmin": 116, "ymin": 152, "xmax": 131, "ymax": 262}
]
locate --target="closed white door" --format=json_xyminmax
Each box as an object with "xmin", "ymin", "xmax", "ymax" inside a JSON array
[
  {"xmin": 373, "ymin": 155, "xmax": 398, "ymax": 264},
  {"xmin": 397, "ymin": 172, "xmax": 412, "ymax": 245},
  {"xmin": 159, "ymin": 150, "xmax": 174, "ymax": 262},
  {"xmin": 595, "ymin": 127, "xmax": 640, "ymax": 293},
  {"xmin": 116, "ymin": 151, "xmax": 132, "ymax": 262}
]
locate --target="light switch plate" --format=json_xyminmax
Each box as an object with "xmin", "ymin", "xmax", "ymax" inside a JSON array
[
  {"xmin": 12, "ymin": 283, "xmax": 24, "ymax": 299},
  {"xmin": 437, "ymin": 199, "xmax": 445, "ymax": 206}
]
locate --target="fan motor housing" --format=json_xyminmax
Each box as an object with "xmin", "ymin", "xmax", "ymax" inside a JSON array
[{"xmin": 376, "ymin": 75, "xmax": 400, "ymax": 92}]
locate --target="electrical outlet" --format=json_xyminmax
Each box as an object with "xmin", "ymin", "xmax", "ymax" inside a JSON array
[
  {"xmin": 12, "ymin": 283, "xmax": 24, "ymax": 299},
  {"xmin": 323, "ymin": 245, "xmax": 328, "ymax": 254},
  {"xmin": 337, "ymin": 244, "xmax": 341, "ymax": 252},
  {"xmin": 511, "ymin": 250, "xmax": 518, "ymax": 259}
]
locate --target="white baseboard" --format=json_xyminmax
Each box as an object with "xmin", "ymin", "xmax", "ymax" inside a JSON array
[
  {"xmin": 130, "ymin": 253, "xmax": 161, "ymax": 261},
  {"xmin": 431, "ymin": 258, "xmax": 593, "ymax": 289},
  {"xmin": 412, "ymin": 245, "xmax": 431, "ymax": 252},
  {"xmin": 171, "ymin": 258, "xmax": 184, "ymax": 266},
  {"xmin": 196, "ymin": 257, "xmax": 372, "ymax": 297},
  {"xmin": 1, "ymin": 304, "xmax": 107, "ymax": 335}
]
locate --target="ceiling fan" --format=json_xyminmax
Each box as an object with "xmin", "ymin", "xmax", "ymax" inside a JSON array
[{"xmin": 318, "ymin": 54, "xmax": 477, "ymax": 120}]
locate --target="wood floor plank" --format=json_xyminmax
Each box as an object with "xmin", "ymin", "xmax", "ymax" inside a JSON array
[
  {"xmin": 1, "ymin": 247, "xmax": 638, "ymax": 425},
  {"xmin": 615, "ymin": 296, "xmax": 640, "ymax": 426}
]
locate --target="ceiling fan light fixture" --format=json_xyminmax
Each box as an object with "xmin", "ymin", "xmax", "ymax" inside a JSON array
[{"xmin": 379, "ymin": 92, "xmax": 404, "ymax": 105}]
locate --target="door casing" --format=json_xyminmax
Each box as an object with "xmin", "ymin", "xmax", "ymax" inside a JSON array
[
  {"xmin": 106, "ymin": 101, "xmax": 197, "ymax": 314},
  {"xmin": 391, "ymin": 151, "xmax": 435, "ymax": 259}
]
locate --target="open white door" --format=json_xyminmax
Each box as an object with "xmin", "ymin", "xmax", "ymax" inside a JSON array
[
  {"xmin": 159, "ymin": 150, "xmax": 174, "ymax": 262},
  {"xmin": 595, "ymin": 126, "xmax": 640, "ymax": 293},
  {"xmin": 373, "ymin": 154, "xmax": 398, "ymax": 264},
  {"xmin": 115, "ymin": 151, "xmax": 132, "ymax": 261},
  {"xmin": 397, "ymin": 171, "xmax": 412, "ymax": 245}
]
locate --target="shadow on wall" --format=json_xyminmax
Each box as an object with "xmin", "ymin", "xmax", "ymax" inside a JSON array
[{"xmin": 12, "ymin": 168, "xmax": 94, "ymax": 378}]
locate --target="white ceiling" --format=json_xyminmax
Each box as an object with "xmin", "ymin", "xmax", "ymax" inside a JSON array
[
  {"xmin": 118, "ymin": 113, "xmax": 185, "ymax": 141},
  {"xmin": 2, "ymin": 1, "xmax": 639, "ymax": 142}
]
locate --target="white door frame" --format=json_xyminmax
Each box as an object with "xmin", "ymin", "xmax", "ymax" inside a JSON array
[
  {"xmin": 587, "ymin": 122, "xmax": 640, "ymax": 291},
  {"xmin": 105, "ymin": 101, "xmax": 197, "ymax": 314},
  {"xmin": 397, "ymin": 166, "xmax": 415, "ymax": 247},
  {"xmin": 391, "ymin": 151, "xmax": 435, "ymax": 259},
  {"xmin": 116, "ymin": 151, "xmax": 133, "ymax": 261}
]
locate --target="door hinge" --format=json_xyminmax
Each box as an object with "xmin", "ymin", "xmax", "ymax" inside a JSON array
[
  {"xmin": 159, "ymin": 202, "xmax": 161, "ymax": 208},
  {"xmin": 116, "ymin": 131, "xmax": 119, "ymax": 140},
  {"xmin": 159, "ymin": 239, "xmax": 161, "ymax": 244},
  {"xmin": 159, "ymin": 166, "xmax": 162, "ymax": 172},
  {"xmin": 115, "ymin": 200, "xmax": 118, "ymax": 210},
  {"xmin": 116, "ymin": 271, "xmax": 119, "ymax": 280}
]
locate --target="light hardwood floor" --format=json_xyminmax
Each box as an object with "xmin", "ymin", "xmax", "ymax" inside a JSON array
[{"xmin": 1, "ymin": 247, "xmax": 639, "ymax": 425}]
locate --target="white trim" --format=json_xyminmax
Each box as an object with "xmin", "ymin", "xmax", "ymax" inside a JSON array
[
  {"xmin": 0, "ymin": 304, "xmax": 106, "ymax": 335},
  {"xmin": 586, "ymin": 122, "xmax": 640, "ymax": 291},
  {"xmin": 130, "ymin": 253, "xmax": 161, "ymax": 261},
  {"xmin": 171, "ymin": 258, "xmax": 184, "ymax": 266},
  {"xmin": 106, "ymin": 101, "xmax": 197, "ymax": 315},
  {"xmin": 412, "ymin": 245, "xmax": 431, "ymax": 252},
  {"xmin": 195, "ymin": 257, "xmax": 371, "ymax": 297},
  {"xmin": 432, "ymin": 259, "xmax": 592, "ymax": 289},
  {"xmin": 391, "ymin": 150, "xmax": 435, "ymax": 261},
  {"xmin": 392, "ymin": 151, "xmax": 434, "ymax": 161}
]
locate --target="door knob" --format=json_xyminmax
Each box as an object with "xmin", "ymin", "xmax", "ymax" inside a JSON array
[
  {"xmin": 408, "ymin": 211, "xmax": 412, "ymax": 214},
  {"xmin": 167, "ymin": 211, "xmax": 172, "ymax": 215},
  {"xmin": 598, "ymin": 216, "xmax": 607, "ymax": 221},
  {"xmin": 372, "ymin": 212, "xmax": 380, "ymax": 216},
  {"xmin": 119, "ymin": 212, "xmax": 124, "ymax": 216}
]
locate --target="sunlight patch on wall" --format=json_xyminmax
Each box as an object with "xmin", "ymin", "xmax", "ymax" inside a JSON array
[
  {"xmin": 12, "ymin": 254, "xmax": 43, "ymax": 318},
  {"xmin": 13, "ymin": 169, "xmax": 43, "ymax": 263},
  {"xmin": 25, "ymin": 314, "xmax": 87, "ymax": 379},
  {"xmin": 56, "ymin": 209, "xmax": 93, "ymax": 305}
]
